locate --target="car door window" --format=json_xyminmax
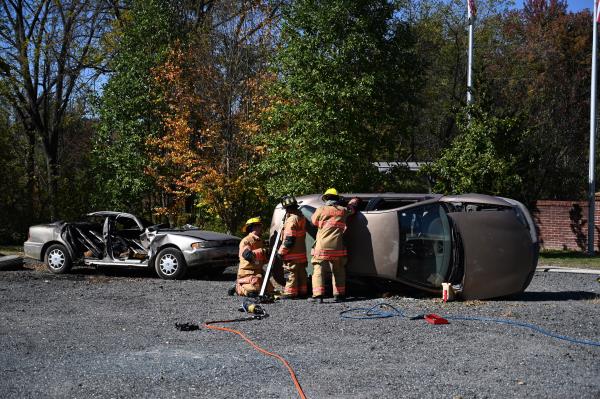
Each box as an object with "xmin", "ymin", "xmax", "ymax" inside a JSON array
[{"xmin": 397, "ymin": 204, "xmax": 452, "ymax": 288}]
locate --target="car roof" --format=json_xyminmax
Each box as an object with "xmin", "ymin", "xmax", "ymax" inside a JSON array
[
  {"xmin": 296, "ymin": 193, "xmax": 441, "ymax": 200},
  {"xmin": 87, "ymin": 211, "xmax": 137, "ymax": 219},
  {"xmin": 86, "ymin": 211, "xmax": 146, "ymax": 229},
  {"xmin": 296, "ymin": 193, "xmax": 513, "ymax": 207}
]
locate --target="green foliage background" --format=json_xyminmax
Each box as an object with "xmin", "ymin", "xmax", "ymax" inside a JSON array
[
  {"xmin": 255, "ymin": 0, "xmax": 422, "ymax": 198},
  {"xmin": 422, "ymin": 106, "xmax": 525, "ymax": 197},
  {"xmin": 91, "ymin": 0, "xmax": 179, "ymax": 213},
  {"xmin": 0, "ymin": 0, "xmax": 595, "ymax": 241}
]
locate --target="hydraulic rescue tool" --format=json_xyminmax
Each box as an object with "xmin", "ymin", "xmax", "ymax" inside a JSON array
[
  {"xmin": 258, "ymin": 211, "xmax": 288, "ymax": 299},
  {"xmin": 238, "ymin": 298, "xmax": 268, "ymax": 319}
]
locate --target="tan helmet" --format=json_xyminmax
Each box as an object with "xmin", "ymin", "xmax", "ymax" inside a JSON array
[
  {"xmin": 242, "ymin": 217, "xmax": 262, "ymax": 233},
  {"xmin": 321, "ymin": 188, "xmax": 339, "ymax": 202}
]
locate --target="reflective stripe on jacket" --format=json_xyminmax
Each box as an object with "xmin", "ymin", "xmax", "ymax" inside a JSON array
[
  {"xmin": 311, "ymin": 203, "xmax": 355, "ymax": 260},
  {"xmin": 278, "ymin": 212, "xmax": 307, "ymax": 263},
  {"xmin": 238, "ymin": 232, "xmax": 267, "ymax": 278}
]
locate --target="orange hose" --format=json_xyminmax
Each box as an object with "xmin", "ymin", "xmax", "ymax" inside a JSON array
[{"xmin": 204, "ymin": 319, "xmax": 308, "ymax": 399}]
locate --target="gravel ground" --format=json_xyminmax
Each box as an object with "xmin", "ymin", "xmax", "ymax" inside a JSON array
[{"xmin": 0, "ymin": 261, "xmax": 599, "ymax": 399}]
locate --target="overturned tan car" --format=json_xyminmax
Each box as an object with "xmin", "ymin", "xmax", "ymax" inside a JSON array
[{"xmin": 270, "ymin": 193, "xmax": 539, "ymax": 300}]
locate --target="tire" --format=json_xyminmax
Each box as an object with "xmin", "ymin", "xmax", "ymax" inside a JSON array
[
  {"xmin": 44, "ymin": 244, "xmax": 72, "ymax": 274},
  {"xmin": 155, "ymin": 248, "xmax": 187, "ymax": 280}
]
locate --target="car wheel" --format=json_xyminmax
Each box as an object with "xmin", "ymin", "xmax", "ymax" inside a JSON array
[
  {"xmin": 45, "ymin": 244, "xmax": 72, "ymax": 274},
  {"xmin": 155, "ymin": 248, "xmax": 187, "ymax": 280}
]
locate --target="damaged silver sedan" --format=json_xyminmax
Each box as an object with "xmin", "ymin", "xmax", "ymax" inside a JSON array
[
  {"xmin": 24, "ymin": 211, "xmax": 240, "ymax": 279},
  {"xmin": 270, "ymin": 193, "xmax": 539, "ymax": 300}
]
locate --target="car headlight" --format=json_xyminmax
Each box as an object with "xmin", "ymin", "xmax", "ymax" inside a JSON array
[{"xmin": 191, "ymin": 241, "xmax": 219, "ymax": 249}]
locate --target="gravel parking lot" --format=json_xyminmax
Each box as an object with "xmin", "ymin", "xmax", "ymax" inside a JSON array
[{"xmin": 1, "ymin": 260, "xmax": 599, "ymax": 399}]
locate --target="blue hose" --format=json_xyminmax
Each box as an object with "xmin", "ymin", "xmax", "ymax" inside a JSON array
[{"xmin": 340, "ymin": 302, "xmax": 600, "ymax": 348}]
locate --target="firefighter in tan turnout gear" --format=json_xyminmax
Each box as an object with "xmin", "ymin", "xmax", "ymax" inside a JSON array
[
  {"xmin": 310, "ymin": 188, "xmax": 359, "ymax": 303},
  {"xmin": 235, "ymin": 217, "xmax": 273, "ymax": 297},
  {"xmin": 277, "ymin": 196, "xmax": 308, "ymax": 299}
]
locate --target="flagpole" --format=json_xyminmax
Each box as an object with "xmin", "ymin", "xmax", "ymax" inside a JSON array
[
  {"xmin": 467, "ymin": 2, "xmax": 474, "ymax": 104},
  {"xmin": 589, "ymin": 0, "xmax": 598, "ymax": 255}
]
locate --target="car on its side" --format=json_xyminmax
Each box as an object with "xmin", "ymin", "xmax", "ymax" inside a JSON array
[
  {"xmin": 24, "ymin": 211, "xmax": 240, "ymax": 279},
  {"xmin": 270, "ymin": 193, "xmax": 539, "ymax": 300}
]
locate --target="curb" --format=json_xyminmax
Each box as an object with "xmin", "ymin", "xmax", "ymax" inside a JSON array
[{"xmin": 536, "ymin": 266, "xmax": 600, "ymax": 275}]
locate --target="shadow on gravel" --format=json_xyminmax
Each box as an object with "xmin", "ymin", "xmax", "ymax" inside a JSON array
[
  {"xmin": 187, "ymin": 268, "xmax": 237, "ymax": 281},
  {"xmin": 0, "ymin": 264, "xmax": 25, "ymax": 271},
  {"xmin": 69, "ymin": 267, "xmax": 155, "ymax": 279},
  {"xmin": 506, "ymin": 291, "xmax": 599, "ymax": 301},
  {"xmin": 65, "ymin": 265, "xmax": 239, "ymax": 281}
]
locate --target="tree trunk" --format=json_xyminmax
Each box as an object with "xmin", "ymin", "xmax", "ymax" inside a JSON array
[
  {"xmin": 25, "ymin": 132, "xmax": 37, "ymax": 223},
  {"xmin": 44, "ymin": 140, "xmax": 60, "ymax": 222}
]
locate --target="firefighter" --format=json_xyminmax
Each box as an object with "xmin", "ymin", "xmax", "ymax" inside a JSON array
[
  {"xmin": 310, "ymin": 188, "xmax": 359, "ymax": 303},
  {"xmin": 277, "ymin": 195, "xmax": 308, "ymax": 299},
  {"xmin": 234, "ymin": 217, "xmax": 273, "ymax": 297}
]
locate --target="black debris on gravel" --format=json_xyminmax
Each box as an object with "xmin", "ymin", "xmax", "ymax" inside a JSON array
[{"xmin": 175, "ymin": 322, "xmax": 200, "ymax": 332}]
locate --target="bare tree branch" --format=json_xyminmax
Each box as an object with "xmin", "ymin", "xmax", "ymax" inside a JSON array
[{"xmin": 0, "ymin": 0, "xmax": 112, "ymax": 218}]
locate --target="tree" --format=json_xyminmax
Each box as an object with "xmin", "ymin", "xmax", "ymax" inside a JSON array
[
  {"xmin": 255, "ymin": 0, "xmax": 421, "ymax": 198},
  {"xmin": 477, "ymin": 1, "xmax": 591, "ymax": 201},
  {"xmin": 422, "ymin": 106, "xmax": 525, "ymax": 197},
  {"xmin": 0, "ymin": 0, "xmax": 111, "ymax": 219},
  {"xmin": 404, "ymin": 0, "xmax": 514, "ymax": 161},
  {"xmin": 92, "ymin": 0, "xmax": 178, "ymax": 213},
  {"xmin": 0, "ymin": 102, "xmax": 29, "ymax": 242},
  {"xmin": 147, "ymin": 0, "xmax": 278, "ymax": 232}
]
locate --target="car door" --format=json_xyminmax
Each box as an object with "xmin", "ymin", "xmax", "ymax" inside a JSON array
[{"xmin": 345, "ymin": 209, "xmax": 398, "ymax": 279}]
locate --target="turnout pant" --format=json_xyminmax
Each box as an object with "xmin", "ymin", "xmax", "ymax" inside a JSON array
[
  {"xmin": 311, "ymin": 257, "xmax": 347, "ymax": 297},
  {"xmin": 235, "ymin": 274, "xmax": 273, "ymax": 296},
  {"xmin": 283, "ymin": 262, "xmax": 308, "ymax": 297}
]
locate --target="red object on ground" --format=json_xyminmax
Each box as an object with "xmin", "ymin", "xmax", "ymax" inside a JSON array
[{"xmin": 425, "ymin": 314, "xmax": 449, "ymax": 325}]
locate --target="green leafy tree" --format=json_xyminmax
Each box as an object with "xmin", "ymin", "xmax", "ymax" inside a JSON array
[
  {"xmin": 423, "ymin": 106, "xmax": 525, "ymax": 197},
  {"xmin": 92, "ymin": 0, "xmax": 178, "ymax": 212},
  {"xmin": 477, "ymin": 1, "xmax": 592, "ymax": 201},
  {"xmin": 256, "ymin": 0, "xmax": 421, "ymax": 198}
]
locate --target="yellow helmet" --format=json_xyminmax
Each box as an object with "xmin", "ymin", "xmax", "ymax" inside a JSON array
[
  {"xmin": 242, "ymin": 217, "xmax": 262, "ymax": 233},
  {"xmin": 321, "ymin": 188, "xmax": 339, "ymax": 201}
]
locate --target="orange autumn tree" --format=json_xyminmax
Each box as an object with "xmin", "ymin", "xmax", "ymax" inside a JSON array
[{"xmin": 146, "ymin": 1, "xmax": 277, "ymax": 233}]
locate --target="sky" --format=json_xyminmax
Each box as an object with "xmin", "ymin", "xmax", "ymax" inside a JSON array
[{"xmin": 512, "ymin": 0, "xmax": 591, "ymax": 12}]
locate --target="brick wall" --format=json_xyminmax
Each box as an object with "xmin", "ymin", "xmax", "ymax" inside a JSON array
[{"xmin": 532, "ymin": 199, "xmax": 600, "ymax": 251}]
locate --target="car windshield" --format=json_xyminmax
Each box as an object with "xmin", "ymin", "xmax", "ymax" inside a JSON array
[{"xmin": 397, "ymin": 203, "xmax": 452, "ymax": 288}]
